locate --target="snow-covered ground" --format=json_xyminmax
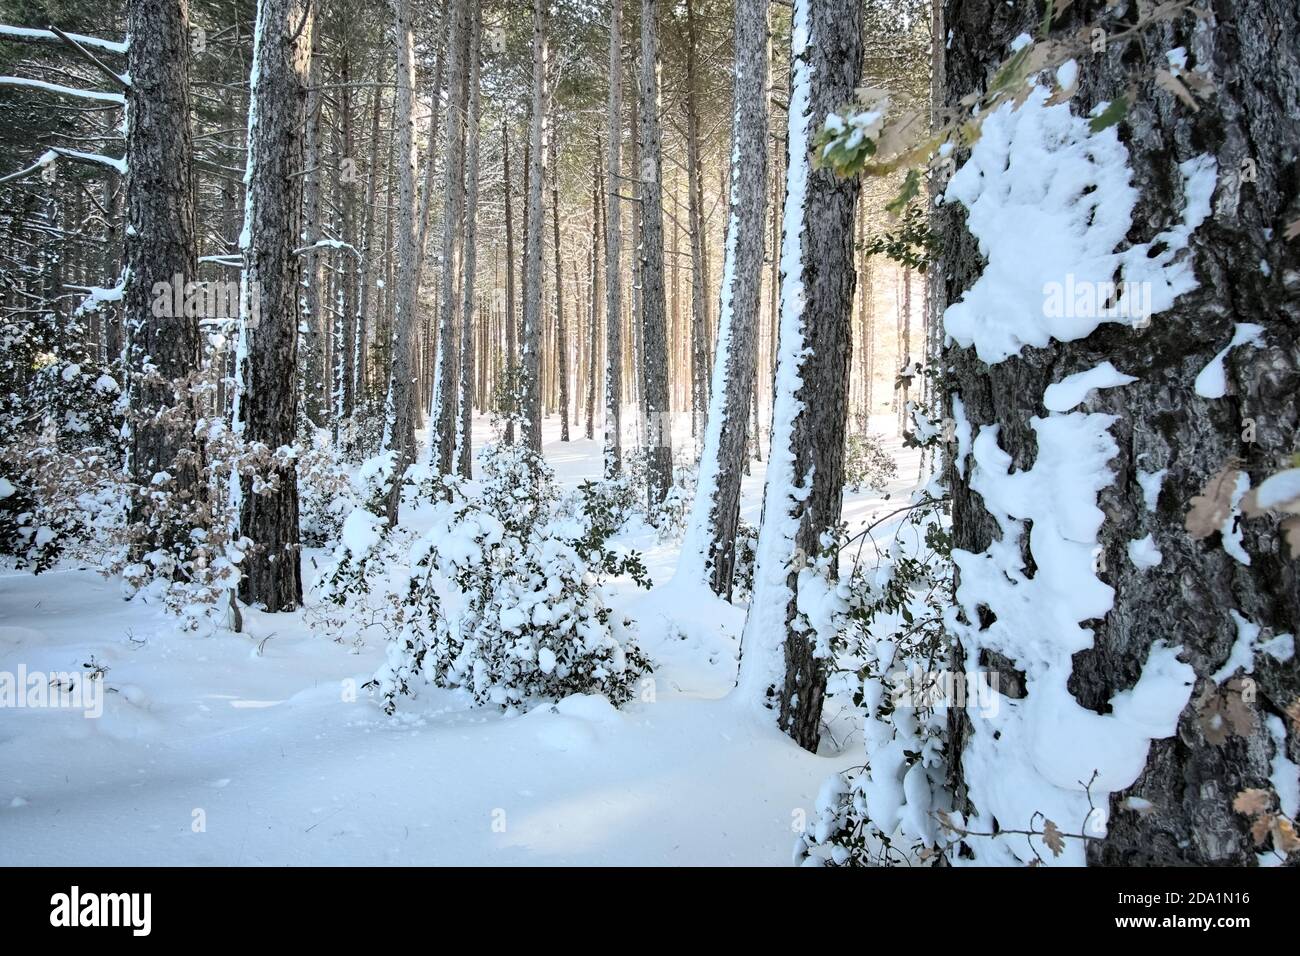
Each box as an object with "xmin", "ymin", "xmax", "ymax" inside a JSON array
[{"xmin": 0, "ymin": 416, "xmax": 919, "ymax": 866}]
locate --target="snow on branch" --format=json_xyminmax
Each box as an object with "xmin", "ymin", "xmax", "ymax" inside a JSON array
[
  {"xmin": 0, "ymin": 75, "xmax": 125, "ymax": 105},
  {"xmin": 0, "ymin": 147, "xmax": 126, "ymax": 185},
  {"xmin": 0, "ymin": 24, "xmax": 128, "ymax": 56}
]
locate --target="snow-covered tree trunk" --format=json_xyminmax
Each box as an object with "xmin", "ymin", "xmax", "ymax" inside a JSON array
[
  {"xmin": 676, "ymin": 0, "xmax": 769, "ymax": 597},
  {"xmin": 550, "ymin": 125, "xmax": 569, "ymax": 443},
  {"xmin": 354, "ymin": 87, "xmax": 383, "ymax": 406},
  {"xmin": 299, "ymin": 31, "xmax": 325, "ymax": 427},
  {"xmin": 940, "ymin": 0, "xmax": 1300, "ymax": 865},
  {"xmin": 521, "ymin": 0, "xmax": 547, "ymax": 454},
  {"xmin": 430, "ymin": 0, "xmax": 469, "ymax": 475},
  {"xmin": 457, "ymin": 0, "xmax": 482, "ymax": 479},
  {"xmin": 334, "ymin": 47, "xmax": 357, "ymax": 438},
  {"xmin": 587, "ymin": 147, "xmax": 603, "ymax": 442},
  {"xmin": 378, "ymin": 0, "xmax": 422, "ymax": 521},
  {"xmin": 736, "ymin": 0, "xmax": 862, "ymax": 751},
  {"xmin": 503, "ymin": 116, "xmax": 518, "ymax": 446},
  {"xmin": 123, "ymin": 0, "xmax": 203, "ymax": 556},
  {"xmin": 637, "ymin": 0, "xmax": 672, "ymax": 507},
  {"xmin": 603, "ymin": 0, "xmax": 624, "ymax": 476},
  {"xmin": 683, "ymin": 0, "xmax": 710, "ymax": 440},
  {"xmin": 237, "ymin": 0, "xmax": 314, "ymax": 611}
]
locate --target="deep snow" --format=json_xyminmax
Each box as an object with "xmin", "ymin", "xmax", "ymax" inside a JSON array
[{"xmin": 0, "ymin": 415, "xmax": 919, "ymax": 865}]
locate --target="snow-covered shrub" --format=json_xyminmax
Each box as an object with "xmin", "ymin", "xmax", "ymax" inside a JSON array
[
  {"xmin": 844, "ymin": 431, "xmax": 898, "ymax": 493},
  {"xmin": 797, "ymin": 479, "xmax": 956, "ymax": 866},
  {"xmin": 0, "ymin": 357, "xmax": 124, "ymax": 570},
  {"xmin": 647, "ymin": 463, "xmax": 696, "ymax": 541},
  {"xmin": 297, "ymin": 435, "xmax": 357, "ymax": 548},
  {"xmin": 335, "ymin": 396, "xmax": 386, "ymax": 462},
  {"xmin": 374, "ymin": 441, "xmax": 651, "ymax": 714},
  {"xmin": 565, "ymin": 474, "xmax": 639, "ymax": 546}
]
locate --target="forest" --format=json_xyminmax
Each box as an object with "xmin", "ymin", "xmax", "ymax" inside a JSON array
[{"xmin": 0, "ymin": 0, "xmax": 1297, "ymax": 871}]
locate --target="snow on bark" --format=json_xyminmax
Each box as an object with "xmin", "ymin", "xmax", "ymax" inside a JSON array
[
  {"xmin": 676, "ymin": 0, "xmax": 769, "ymax": 595},
  {"xmin": 735, "ymin": 0, "xmax": 815, "ymax": 713}
]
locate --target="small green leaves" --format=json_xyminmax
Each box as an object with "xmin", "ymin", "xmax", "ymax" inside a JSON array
[
  {"xmin": 1088, "ymin": 95, "xmax": 1129, "ymax": 133},
  {"xmin": 810, "ymin": 105, "xmax": 886, "ymax": 179},
  {"xmin": 885, "ymin": 169, "xmax": 921, "ymax": 217}
]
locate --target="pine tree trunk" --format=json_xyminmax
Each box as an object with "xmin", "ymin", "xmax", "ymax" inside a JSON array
[
  {"xmin": 551, "ymin": 127, "xmax": 569, "ymax": 442},
  {"xmin": 638, "ymin": 0, "xmax": 672, "ymax": 507},
  {"xmin": 522, "ymin": 0, "xmax": 547, "ymax": 454},
  {"xmin": 300, "ymin": 31, "xmax": 325, "ymax": 427},
  {"xmin": 124, "ymin": 0, "xmax": 203, "ymax": 561},
  {"xmin": 587, "ymin": 148, "xmax": 603, "ymax": 441},
  {"xmin": 684, "ymin": 0, "xmax": 710, "ymax": 439},
  {"xmin": 457, "ymin": 0, "xmax": 482, "ymax": 479},
  {"xmin": 431, "ymin": 0, "xmax": 469, "ymax": 475},
  {"xmin": 237, "ymin": 0, "xmax": 314, "ymax": 611},
  {"xmin": 604, "ymin": 0, "xmax": 624, "ymax": 475},
  {"xmin": 678, "ymin": 0, "xmax": 769, "ymax": 597},
  {"xmin": 941, "ymin": 0, "xmax": 1300, "ymax": 865},
  {"xmin": 378, "ymin": 0, "xmax": 423, "ymax": 522},
  {"xmin": 503, "ymin": 117, "xmax": 517, "ymax": 445},
  {"xmin": 737, "ymin": 0, "xmax": 862, "ymax": 752}
]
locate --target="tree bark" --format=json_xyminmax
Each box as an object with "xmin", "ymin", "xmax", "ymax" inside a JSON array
[
  {"xmin": 604, "ymin": 0, "xmax": 625, "ymax": 475},
  {"xmin": 941, "ymin": 0, "xmax": 1300, "ymax": 865},
  {"xmin": 237, "ymin": 0, "xmax": 314, "ymax": 611},
  {"xmin": 521, "ymin": 0, "xmax": 547, "ymax": 454},
  {"xmin": 684, "ymin": 0, "xmax": 710, "ymax": 439},
  {"xmin": 124, "ymin": 0, "xmax": 203, "ymax": 564},
  {"xmin": 430, "ymin": 0, "xmax": 468, "ymax": 475},
  {"xmin": 638, "ymin": 0, "xmax": 672, "ymax": 507},
  {"xmin": 677, "ymin": 0, "xmax": 769, "ymax": 597},
  {"xmin": 550, "ymin": 121, "xmax": 569, "ymax": 442},
  {"xmin": 737, "ymin": 0, "xmax": 862, "ymax": 752},
  {"xmin": 457, "ymin": 0, "xmax": 482, "ymax": 478},
  {"xmin": 503, "ymin": 116, "xmax": 518, "ymax": 445}
]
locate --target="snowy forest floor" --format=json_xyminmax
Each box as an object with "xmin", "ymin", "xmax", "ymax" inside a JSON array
[{"xmin": 0, "ymin": 416, "xmax": 921, "ymax": 865}]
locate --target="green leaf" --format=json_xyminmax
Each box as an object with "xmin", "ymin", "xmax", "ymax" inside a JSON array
[
  {"xmin": 1088, "ymin": 96, "xmax": 1129, "ymax": 133},
  {"xmin": 885, "ymin": 169, "xmax": 920, "ymax": 216}
]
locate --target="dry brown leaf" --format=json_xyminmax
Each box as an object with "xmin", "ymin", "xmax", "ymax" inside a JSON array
[
  {"xmin": 1185, "ymin": 461, "xmax": 1243, "ymax": 539},
  {"xmin": 1286, "ymin": 698, "xmax": 1300, "ymax": 737},
  {"xmin": 1042, "ymin": 819, "xmax": 1065, "ymax": 857},
  {"xmin": 1251, "ymin": 813, "xmax": 1273, "ymax": 846},
  {"xmin": 1155, "ymin": 70, "xmax": 1200, "ymax": 111},
  {"xmin": 1233, "ymin": 788, "xmax": 1272, "ymax": 817},
  {"xmin": 1272, "ymin": 816, "xmax": 1300, "ymax": 854}
]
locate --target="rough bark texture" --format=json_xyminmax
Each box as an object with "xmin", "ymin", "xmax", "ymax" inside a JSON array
[
  {"xmin": 550, "ymin": 125, "xmax": 569, "ymax": 443},
  {"xmin": 300, "ymin": 31, "xmax": 325, "ymax": 427},
  {"xmin": 431, "ymin": 0, "xmax": 469, "ymax": 475},
  {"xmin": 503, "ymin": 116, "xmax": 517, "ymax": 445},
  {"xmin": 381, "ymin": 0, "xmax": 421, "ymax": 522},
  {"xmin": 604, "ymin": 0, "xmax": 624, "ymax": 475},
  {"xmin": 458, "ymin": 0, "xmax": 482, "ymax": 479},
  {"xmin": 124, "ymin": 0, "xmax": 203, "ymax": 557},
  {"xmin": 684, "ymin": 0, "xmax": 710, "ymax": 438},
  {"xmin": 638, "ymin": 0, "xmax": 673, "ymax": 507},
  {"xmin": 687, "ymin": 0, "xmax": 770, "ymax": 598},
  {"xmin": 238, "ymin": 0, "xmax": 313, "ymax": 611},
  {"xmin": 775, "ymin": 0, "xmax": 863, "ymax": 751},
  {"xmin": 941, "ymin": 0, "xmax": 1300, "ymax": 865},
  {"xmin": 522, "ymin": 0, "xmax": 547, "ymax": 454}
]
